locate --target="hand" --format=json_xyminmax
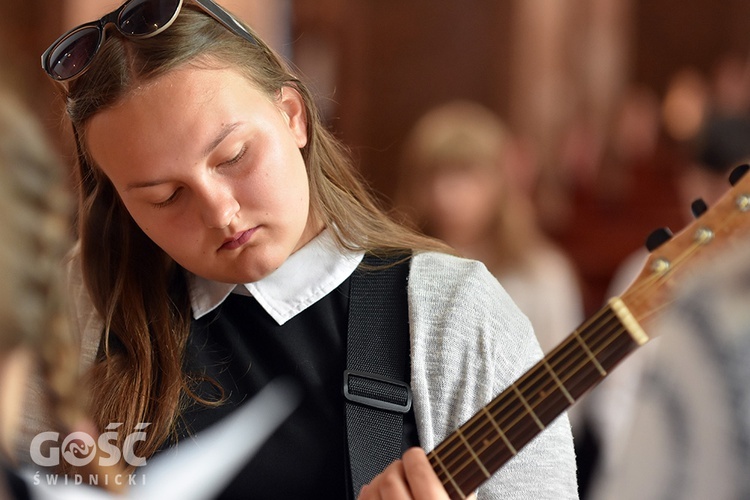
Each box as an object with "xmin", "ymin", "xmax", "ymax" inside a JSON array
[{"xmin": 357, "ymin": 447, "xmax": 450, "ymax": 500}]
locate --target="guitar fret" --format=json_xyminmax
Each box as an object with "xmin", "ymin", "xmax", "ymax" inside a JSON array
[
  {"xmin": 430, "ymin": 302, "xmax": 653, "ymax": 498},
  {"xmin": 573, "ymin": 331, "xmax": 607, "ymax": 376},
  {"xmin": 543, "ymin": 359, "xmax": 575, "ymax": 405},
  {"xmin": 422, "ymin": 164, "xmax": 750, "ymax": 499},
  {"xmin": 591, "ymin": 325, "xmax": 641, "ymax": 376},
  {"xmin": 512, "ymin": 383, "xmax": 545, "ymax": 430},
  {"xmin": 456, "ymin": 428, "xmax": 491, "ymax": 478},
  {"xmin": 432, "ymin": 452, "xmax": 467, "ymax": 499},
  {"xmin": 481, "ymin": 406, "xmax": 517, "ymax": 454}
]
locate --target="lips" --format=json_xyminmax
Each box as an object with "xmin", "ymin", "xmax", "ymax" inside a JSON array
[{"xmin": 219, "ymin": 227, "xmax": 257, "ymax": 250}]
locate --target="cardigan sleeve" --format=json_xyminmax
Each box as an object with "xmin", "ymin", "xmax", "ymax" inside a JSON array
[{"xmin": 407, "ymin": 252, "xmax": 579, "ymax": 500}]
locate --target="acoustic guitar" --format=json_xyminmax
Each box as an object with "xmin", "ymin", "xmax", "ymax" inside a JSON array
[{"xmin": 427, "ymin": 164, "xmax": 750, "ymax": 499}]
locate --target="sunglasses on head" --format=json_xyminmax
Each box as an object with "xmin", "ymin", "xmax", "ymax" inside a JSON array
[{"xmin": 41, "ymin": 0, "xmax": 257, "ymax": 82}]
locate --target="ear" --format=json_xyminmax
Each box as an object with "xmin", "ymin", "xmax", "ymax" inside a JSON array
[{"xmin": 277, "ymin": 87, "xmax": 308, "ymax": 149}]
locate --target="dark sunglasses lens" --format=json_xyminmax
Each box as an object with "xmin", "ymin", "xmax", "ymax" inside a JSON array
[
  {"xmin": 119, "ymin": 0, "xmax": 181, "ymax": 36},
  {"xmin": 46, "ymin": 27, "xmax": 101, "ymax": 81}
]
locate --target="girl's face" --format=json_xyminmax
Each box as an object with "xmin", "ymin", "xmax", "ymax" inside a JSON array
[{"xmin": 86, "ymin": 65, "xmax": 321, "ymax": 284}]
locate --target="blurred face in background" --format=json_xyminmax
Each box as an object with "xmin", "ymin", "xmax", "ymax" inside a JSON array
[
  {"xmin": 419, "ymin": 158, "xmax": 503, "ymax": 248},
  {"xmin": 399, "ymin": 100, "xmax": 513, "ymax": 251}
]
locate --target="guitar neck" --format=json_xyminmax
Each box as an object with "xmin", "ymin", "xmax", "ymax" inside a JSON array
[
  {"xmin": 425, "ymin": 164, "xmax": 750, "ymax": 498},
  {"xmin": 428, "ymin": 297, "xmax": 647, "ymax": 499}
]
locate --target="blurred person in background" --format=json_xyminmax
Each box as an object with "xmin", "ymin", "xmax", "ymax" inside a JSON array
[
  {"xmin": 710, "ymin": 51, "xmax": 750, "ymax": 119},
  {"xmin": 397, "ymin": 100, "xmax": 585, "ymax": 354},
  {"xmin": 0, "ymin": 79, "xmax": 97, "ymax": 497},
  {"xmin": 593, "ymin": 222, "xmax": 750, "ymax": 499},
  {"xmin": 581, "ymin": 105, "xmax": 750, "ymax": 499},
  {"xmin": 552, "ymin": 81, "xmax": 688, "ymax": 322}
]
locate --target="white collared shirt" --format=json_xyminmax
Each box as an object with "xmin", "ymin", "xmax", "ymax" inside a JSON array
[{"xmin": 187, "ymin": 229, "xmax": 364, "ymax": 325}]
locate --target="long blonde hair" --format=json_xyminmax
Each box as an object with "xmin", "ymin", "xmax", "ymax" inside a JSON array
[{"xmin": 63, "ymin": 4, "xmax": 447, "ymax": 466}]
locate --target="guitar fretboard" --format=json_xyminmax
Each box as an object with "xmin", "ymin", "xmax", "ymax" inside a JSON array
[{"xmin": 428, "ymin": 298, "xmax": 645, "ymax": 499}]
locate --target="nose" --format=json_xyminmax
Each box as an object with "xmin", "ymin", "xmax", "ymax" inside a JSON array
[{"xmin": 198, "ymin": 183, "xmax": 239, "ymax": 229}]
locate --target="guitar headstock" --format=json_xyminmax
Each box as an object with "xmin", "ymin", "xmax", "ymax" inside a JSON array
[{"xmin": 619, "ymin": 164, "xmax": 750, "ymax": 331}]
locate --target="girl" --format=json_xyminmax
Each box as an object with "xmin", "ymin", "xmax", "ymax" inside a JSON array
[
  {"xmin": 397, "ymin": 101, "xmax": 584, "ymax": 353},
  {"xmin": 41, "ymin": 1, "xmax": 578, "ymax": 498}
]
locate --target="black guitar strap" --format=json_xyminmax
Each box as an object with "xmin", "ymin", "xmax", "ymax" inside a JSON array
[{"xmin": 344, "ymin": 253, "xmax": 413, "ymax": 498}]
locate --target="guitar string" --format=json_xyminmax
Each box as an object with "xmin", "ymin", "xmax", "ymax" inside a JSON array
[
  {"xmin": 431, "ymin": 229, "xmax": 717, "ymax": 476},
  {"xmin": 433, "ymin": 196, "xmax": 748, "ymax": 491},
  {"xmin": 431, "ymin": 269, "xmax": 674, "ymax": 490},
  {"xmin": 617, "ymin": 201, "xmax": 744, "ymax": 318},
  {"xmin": 428, "ymin": 300, "xmax": 614, "ymax": 461},
  {"xmin": 432, "ymin": 315, "xmax": 631, "ymax": 491},
  {"xmin": 428, "ymin": 303, "xmax": 617, "ymax": 464},
  {"xmin": 429, "ymin": 307, "xmax": 627, "ymax": 489},
  {"xmin": 432, "ymin": 259, "xmax": 686, "ymax": 489},
  {"xmin": 619, "ymin": 241, "xmax": 711, "ymax": 324},
  {"xmin": 431, "ymin": 238, "xmax": 713, "ymax": 491}
]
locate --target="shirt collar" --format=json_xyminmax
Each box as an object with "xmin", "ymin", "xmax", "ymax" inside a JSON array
[{"xmin": 188, "ymin": 229, "xmax": 364, "ymax": 325}]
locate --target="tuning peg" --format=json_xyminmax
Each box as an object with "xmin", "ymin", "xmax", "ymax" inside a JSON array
[
  {"xmin": 729, "ymin": 163, "xmax": 749, "ymax": 186},
  {"xmin": 645, "ymin": 227, "xmax": 673, "ymax": 252},
  {"xmin": 691, "ymin": 198, "xmax": 708, "ymax": 218}
]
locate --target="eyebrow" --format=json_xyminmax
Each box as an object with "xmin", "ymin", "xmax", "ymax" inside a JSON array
[
  {"xmin": 125, "ymin": 122, "xmax": 242, "ymax": 192},
  {"xmin": 202, "ymin": 122, "xmax": 241, "ymax": 158}
]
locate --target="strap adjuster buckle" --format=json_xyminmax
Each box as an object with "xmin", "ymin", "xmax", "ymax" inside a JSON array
[{"xmin": 343, "ymin": 370, "xmax": 412, "ymax": 413}]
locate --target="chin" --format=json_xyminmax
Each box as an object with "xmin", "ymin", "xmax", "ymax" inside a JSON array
[
  {"xmin": 238, "ymin": 267, "xmax": 276, "ymax": 284},
  {"xmin": 195, "ymin": 242, "xmax": 295, "ymax": 284},
  {"xmin": 234, "ymin": 252, "xmax": 288, "ymax": 284}
]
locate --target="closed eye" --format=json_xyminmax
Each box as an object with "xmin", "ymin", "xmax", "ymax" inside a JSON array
[
  {"xmin": 221, "ymin": 145, "xmax": 247, "ymax": 167},
  {"xmin": 153, "ymin": 187, "xmax": 183, "ymax": 209}
]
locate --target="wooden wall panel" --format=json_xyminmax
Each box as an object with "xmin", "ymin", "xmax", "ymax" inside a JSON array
[
  {"xmin": 295, "ymin": 0, "xmax": 513, "ymax": 203},
  {"xmin": 0, "ymin": 2, "xmax": 66, "ymax": 144},
  {"xmin": 633, "ymin": 0, "xmax": 750, "ymax": 94}
]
